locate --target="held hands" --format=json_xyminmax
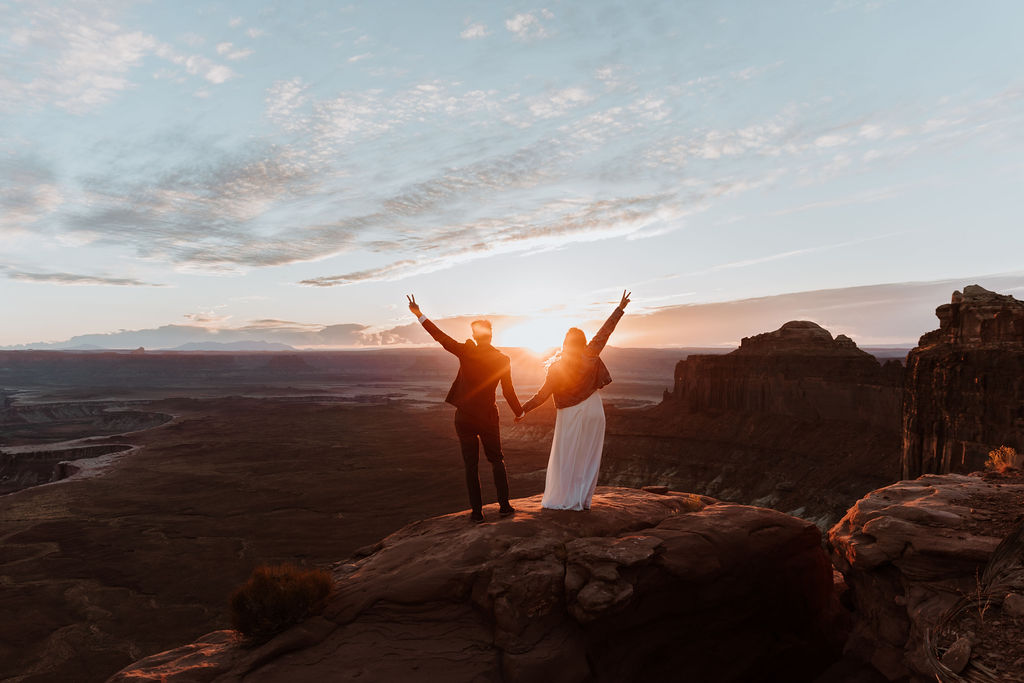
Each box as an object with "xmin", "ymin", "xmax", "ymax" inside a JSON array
[
  {"xmin": 406, "ymin": 294, "xmax": 422, "ymax": 318},
  {"xmin": 618, "ymin": 290, "xmax": 631, "ymax": 310},
  {"xmin": 514, "ymin": 412, "xmax": 526, "ymax": 424}
]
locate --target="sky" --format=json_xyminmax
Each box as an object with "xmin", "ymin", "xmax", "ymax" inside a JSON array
[{"xmin": 2, "ymin": 0, "xmax": 1023, "ymax": 350}]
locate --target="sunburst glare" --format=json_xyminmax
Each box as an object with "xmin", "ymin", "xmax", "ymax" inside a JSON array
[{"xmin": 499, "ymin": 317, "xmax": 571, "ymax": 354}]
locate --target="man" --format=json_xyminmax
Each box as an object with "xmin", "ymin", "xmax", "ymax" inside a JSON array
[{"xmin": 407, "ymin": 294, "xmax": 523, "ymax": 523}]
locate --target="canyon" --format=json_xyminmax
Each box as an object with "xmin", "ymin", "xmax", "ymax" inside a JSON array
[
  {"xmin": 600, "ymin": 320, "xmax": 905, "ymax": 529},
  {"xmin": 2, "ymin": 285, "xmax": 1022, "ymax": 681}
]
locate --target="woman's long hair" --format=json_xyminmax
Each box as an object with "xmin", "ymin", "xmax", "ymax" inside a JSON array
[{"xmin": 544, "ymin": 327, "xmax": 587, "ymax": 369}]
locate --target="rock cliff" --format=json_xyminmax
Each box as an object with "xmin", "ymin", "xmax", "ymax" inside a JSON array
[
  {"xmin": 901, "ymin": 285, "xmax": 1024, "ymax": 478},
  {"xmin": 111, "ymin": 488, "xmax": 844, "ymax": 683},
  {"xmin": 600, "ymin": 321, "xmax": 903, "ymax": 528},
  {"xmin": 668, "ymin": 321, "xmax": 903, "ymax": 427},
  {"xmin": 829, "ymin": 471, "xmax": 1024, "ymax": 681}
]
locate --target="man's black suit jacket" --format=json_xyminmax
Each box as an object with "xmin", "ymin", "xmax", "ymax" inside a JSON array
[{"xmin": 421, "ymin": 319, "xmax": 522, "ymax": 419}]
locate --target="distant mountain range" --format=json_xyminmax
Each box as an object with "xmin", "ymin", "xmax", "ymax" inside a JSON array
[
  {"xmin": 166, "ymin": 341, "xmax": 296, "ymax": 352},
  {"xmin": 4, "ymin": 273, "xmax": 1021, "ymax": 351}
]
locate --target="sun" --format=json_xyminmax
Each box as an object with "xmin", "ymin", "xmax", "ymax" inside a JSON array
[{"xmin": 499, "ymin": 317, "xmax": 570, "ymax": 354}]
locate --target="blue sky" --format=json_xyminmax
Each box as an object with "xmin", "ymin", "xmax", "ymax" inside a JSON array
[{"xmin": 2, "ymin": 0, "xmax": 1023, "ymax": 348}]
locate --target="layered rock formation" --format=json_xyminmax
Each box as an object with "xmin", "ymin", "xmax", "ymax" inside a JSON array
[
  {"xmin": 601, "ymin": 321, "xmax": 904, "ymax": 528},
  {"xmin": 0, "ymin": 443, "xmax": 132, "ymax": 494},
  {"xmin": 901, "ymin": 285, "xmax": 1024, "ymax": 478},
  {"xmin": 829, "ymin": 472, "xmax": 1024, "ymax": 680},
  {"xmin": 111, "ymin": 488, "xmax": 844, "ymax": 683},
  {"xmin": 668, "ymin": 321, "xmax": 903, "ymax": 427}
]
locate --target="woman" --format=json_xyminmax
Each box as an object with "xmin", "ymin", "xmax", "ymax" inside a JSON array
[{"xmin": 516, "ymin": 290, "xmax": 630, "ymax": 510}]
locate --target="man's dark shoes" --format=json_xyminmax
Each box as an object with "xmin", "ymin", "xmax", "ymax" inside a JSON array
[
  {"xmin": 499, "ymin": 505, "xmax": 516, "ymax": 517},
  {"xmin": 470, "ymin": 510, "xmax": 485, "ymax": 524}
]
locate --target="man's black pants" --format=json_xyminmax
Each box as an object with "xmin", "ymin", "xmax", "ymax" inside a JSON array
[{"xmin": 454, "ymin": 407, "xmax": 510, "ymax": 513}]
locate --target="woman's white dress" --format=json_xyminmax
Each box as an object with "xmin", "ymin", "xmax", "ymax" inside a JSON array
[{"xmin": 541, "ymin": 391, "xmax": 606, "ymax": 510}]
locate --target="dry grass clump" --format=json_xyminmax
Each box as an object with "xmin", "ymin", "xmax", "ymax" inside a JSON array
[
  {"xmin": 229, "ymin": 564, "xmax": 333, "ymax": 643},
  {"xmin": 679, "ymin": 493, "xmax": 706, "ymax": 512},
  {"xmin": 985, "ymin": 445, "xmax": 1023, "ymax": 474}
]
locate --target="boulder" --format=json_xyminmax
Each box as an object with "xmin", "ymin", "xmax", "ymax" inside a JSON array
[
  {"xmin": 112, "ymin": 487, "xmax": 843, "ymax": 683},
  {"xmin": 829, "ymin": 472, "xmax": 1024, "ymax": 680}
]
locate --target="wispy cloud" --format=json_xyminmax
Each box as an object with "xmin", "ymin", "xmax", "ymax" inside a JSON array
[
  {"xmin": 299, "ymin": 259, "xmax": 417, "ymax": 287},
  {"xmin": 460, "ymin": 21, "xmax": 491, "ymax": 40},
  {"xmin": 215, "ymin": 42, "xmax": 254, "ymax": 60},
  {"xmin": 0, "ymin": 1, "xmax": 235, "ymax": 113},
  {"xmin": 0, "ymin": 266, "xmax": 164, "ymax": 287},
  {"xmin": 677, "ymin": 233, "xmax": 906, "ymax": 278},
  {"xmin": 505, "ymin": 10, "xmax": 553, "ymax": 40},
  {"xmin": 0, "ymin": 155, "xmax": 63, "ymax": 233}
]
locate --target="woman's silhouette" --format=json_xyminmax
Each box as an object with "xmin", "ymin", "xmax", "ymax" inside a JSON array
[{"xmin": 516, "ymin": 291, "xmax": 630, "ymax": 510}]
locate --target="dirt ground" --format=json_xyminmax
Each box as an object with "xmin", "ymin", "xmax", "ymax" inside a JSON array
[{"xmin": 0, "ymin": 396, "xmax": 555, "ymax": 683}]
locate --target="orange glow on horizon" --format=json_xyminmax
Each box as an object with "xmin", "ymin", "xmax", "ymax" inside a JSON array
[{"xmin": 498, "ymin": 317, "xmax": 570, "ymax": 354}]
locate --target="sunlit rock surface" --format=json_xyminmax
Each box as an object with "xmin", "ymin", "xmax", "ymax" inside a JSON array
[
  {"xmin": 829, "ymin": 472, "xmax": 1024, "ymax": 680},
  {"xmin": 111, "ymin": 487, "xmax": 843, "ymax": 683}
]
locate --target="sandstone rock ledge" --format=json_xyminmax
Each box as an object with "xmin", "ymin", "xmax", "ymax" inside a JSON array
[
  {"xmin": 111, "ymin": 487, "xmax": 842, "ymax": 683},
  {"xmin": 829, "ymin": 472, "xmax": 1024, "ymax": 681}
]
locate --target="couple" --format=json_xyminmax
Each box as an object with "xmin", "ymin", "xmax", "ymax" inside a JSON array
[{"xmin": 407, "ymin": 291, "xmax": 630, "ymax": 522}]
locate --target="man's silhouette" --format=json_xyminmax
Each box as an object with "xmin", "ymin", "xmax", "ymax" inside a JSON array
[{"xmin": 407, "ymin": 295, "xmax": 523, "ymax": 523}]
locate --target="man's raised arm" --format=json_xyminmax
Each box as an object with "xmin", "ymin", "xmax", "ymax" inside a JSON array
[{"xmin": 407, "ymin": 294, "xmax": 464, "ymax": 356}]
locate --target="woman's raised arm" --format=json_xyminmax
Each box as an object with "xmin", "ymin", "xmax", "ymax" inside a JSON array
[{"xmin": 587, "ymin": 290, "xmax": 630, "ymax": 355}]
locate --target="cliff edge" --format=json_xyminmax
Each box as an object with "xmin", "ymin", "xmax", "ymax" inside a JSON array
[
  {"xmin": 829, "ymin": 471, "xmax": 1024, "ymax": 681},
  {"xmin": 110, "ymin": 487, "xmax": 843, "ymax": 683},
  {"xmin": 901, "ymin": 285, "xmax": 1024, "ymax": 478}
]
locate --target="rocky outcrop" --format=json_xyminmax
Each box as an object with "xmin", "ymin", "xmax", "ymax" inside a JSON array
[
  {"xmin": 1, "ymin": 401, "xmax": 171, "ymax": 446},
  {"xmin": 111, "ymin": 488, "xmax": 844, "ymax": 683},
  {"xmin": 0, "ymin": 443, "xmax": 133, "ymax": 494},
  {"xmin": 829, "ymin": 472, "xmax": 1024, "ymax": 680},
  {"xmin": 601, "ymin": 321, "xmax": 903, "ymax": 529},
  {"xmin": 668, "ymin": 321, "xmax": 903, "ymax": 427},
  {"xmin": 901, "ymin": 285, "xmax": 1024, "ymax": 478}
]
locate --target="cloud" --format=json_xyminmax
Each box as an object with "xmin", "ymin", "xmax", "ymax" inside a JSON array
[
  {"xmin": 12, "ymin": 275, "xmax": 1024, "ymax": 350},
  {"xmin": 246, "ymin": 27, "xmax": 266, "ymax": 39},
  {"xmin": 505, "ymin": 11, "xmax": 552, "ymax": 40},
  {"xmin": 814, "ymin": 134, "xmax": 848, "ymax": 148},
  {"xmin": 528, "ymin": 87, "xmax": 593, "ymax": 119},
  {"xmin": 266, "ymin": 77, "xmax": 310, "ymax": 129},
  {"xmin": 298, "ymin": 192, "xmax": 695, "ymax": 287},
  {"xmin": 0, "ymin": 2, "xmax": 236, "ymax": 113},
  {"xmin": 0, "ymin": 5, "xmax": 157, "ymax": 113},
  {"xmin": 460, "ymin": 22, "xmax": 491, "ymax": 40},
  {"xmin": 0, "ymin": 155, "xmax": 63, "ymax": 233},
  {"xmin": 0, "ymin": 266, "xmax": 164, "ymax": 287},
  {"xmin": 730, "ymin": 61, "xmax": 783, "ymax": 81},
  {"xmin": 184, "ymin": 310, "xmax": 231, "ymax": 325},
  {"xmin": 348, "ymin": 52, "xmax": 372, "ymax": 63},
  {"xmin": 60, "ymin": 140, "xmax": 352, "ymax": 268},
  {"xmin": 153, "ymin": 43, "xmax": 237, "ymax": 84},
  {"xmin": 299, "ymin": 260, "xmax": 417, "ymax": 287},
  {"xmin": 611, "ymin": 274, "xmax": 1024, "ymax": 348},
  {"xmin": 1, "ymin": 318, "xmax": 408, "ymax": 350},
  {"xmin": 215, "ymin": 42, "xmax": 253, "ymax": 60}
]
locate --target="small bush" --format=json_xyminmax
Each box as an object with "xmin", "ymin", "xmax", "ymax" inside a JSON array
[
  {"xmin": 229, "ymin": 564, "xmax": 333, "ymax": 643},
  {"xmin": 985, "ymin": 445, "xmax": 1023, "ymax": 473}
]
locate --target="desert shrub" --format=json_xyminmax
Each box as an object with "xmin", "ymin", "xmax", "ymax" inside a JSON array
[
  {"xmin": 229, "ymin": 564, "xmax": 333, "ymax": 643},
  {"xmin": 985, "ymin": 445, "xmax": 1023, "ymax": 473}
]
